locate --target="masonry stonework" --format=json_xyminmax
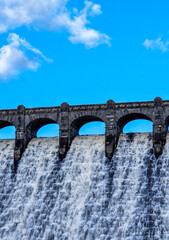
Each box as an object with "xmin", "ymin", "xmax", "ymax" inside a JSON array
[{"xmin": 0, "ymin": 97, "xmax": 168, "ymax": 170}]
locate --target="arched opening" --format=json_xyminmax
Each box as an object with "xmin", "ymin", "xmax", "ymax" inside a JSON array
[
  {"xmin": 26, "ymin": 118, "xmax": 59, "ymax": 142},
  {"xmin": 37, "ymin": 124, "xmax": 59, "ymax": 137},
  {"xmin": 70, "ymin": 115, "xmax": 105, "ymax": 138},
  {"xmin": 0, "ymin": 121, "xmax": 15, "ymax": 139},
  {"xmin": 0, "ymin": 126, "xmax": 15, "ymax": 139},
  {"xmin": 118, "ymin": 113, "xmax": 153, "ymax": 133},
  {"xmin": 79, "ymin": 121, "xmax": 105, "ymax": 135},
  {"xmin": 123, "ymin": 119, "xmax": 153, "ymax": 133}
]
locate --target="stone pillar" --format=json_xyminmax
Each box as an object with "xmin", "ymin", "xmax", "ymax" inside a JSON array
[
  {"xmin": 105, "ymin": 100, "xmax": 118, "ymax": 159},
  {"xmin": 59, "ymin": 102, "xmax": 70, "ymax": 160},
  {"xmin": 153, "ymin": 97, "xmax": 166, "ymax": 158},
  {"xmin": 14, "ymin": 105, "xmax": 26, "ymax": 170}
]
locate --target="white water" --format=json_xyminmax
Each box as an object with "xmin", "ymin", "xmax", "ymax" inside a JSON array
[{"xmin": 0, "ymin": 134, "xmax": 169, "ymax": 239}]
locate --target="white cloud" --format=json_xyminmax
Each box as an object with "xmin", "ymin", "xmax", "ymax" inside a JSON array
[
  {"xmin": 58, "ymin": 1, "xmax": 111, "ymax": 48},
  {"xmin": 91, "ymin": 3, "xmax": 102, "ymax": 15},
  {"xmin": 0, "ymin": 33, "xmax": 51, "ymax": 81},
  {"xmin": 52, "ymin": 1, "xmax": 110, "ymax": 48},
  {"xmin": 0, "ymin": 0, "xmax": 67, "ymax": 32},
  {"xmin": 0, "ymin": 0, "xmax": 110, "ymax": 48},
  {"xmin": 143, "ymin": 37, "xmax": 169, "ymax": 52},
  {"xmin": 0, "ymin": 1, "xmax": 110, "ymax": 81}
]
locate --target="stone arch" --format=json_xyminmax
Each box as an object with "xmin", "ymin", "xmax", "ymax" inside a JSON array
[
  {"xmin": 0, "ymin": 120, "xmax": 16, "ymax": 139},
  {"xmin": 70, "ymin": 114, "xmax": 105, "ymax": 140},
  {"xmin": 0, "ymin": 120, "xmax": 15, "ymax": 138},
  {"xmin": 117, "ymin": 113, "xmax": 153, "ymax": 133},
  {"xmin": 0, "ymin": 120, "xmax": 13, "ymax": 129},
  {"xmin": 26, "ymin": 118, "xmax": 59, "ymax": 143},
  {"xmin": 165, "ymin": 116, "xmax": 169, "ymax": 132}
]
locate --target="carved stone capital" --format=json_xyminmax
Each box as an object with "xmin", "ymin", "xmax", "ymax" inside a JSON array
[
  {"xmin": 106, "ymin": 99, "xmax": 115, "ymax": 109},
  {"xmin": 17, "ymin": 105, "xmax": 25, "ymax": 114},
  {"xmin": 61, "ymin": 102, "xmax": 69, "ymax": 112},
  {"xmin": 154, "ymin": 97, "xmax": 163, "ymax": 107}
]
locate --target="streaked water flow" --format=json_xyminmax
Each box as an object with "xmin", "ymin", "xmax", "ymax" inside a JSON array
[{"xmin": 0, "ymin": 133, "xmax": 169, "ymax": 239}]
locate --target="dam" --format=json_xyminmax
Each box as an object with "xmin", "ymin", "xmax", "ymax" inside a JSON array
[
  {"xmin": 0, "ymin": 96, "xmax": 167, "ymax": 169},
  {"xmin": 0, "ymin": 98, "xmax": 169, "ymax": 239},
  {"xmin": 0, "ymin": 133, "xmax": 169, "ymax": 239}
]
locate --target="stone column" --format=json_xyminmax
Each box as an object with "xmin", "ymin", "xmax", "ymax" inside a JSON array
[
  {"xmin": 153, "ymin": 97, "xmax": 166, "ymax": 158},
  {"xmin": 14, "ymin": 105, "xmax": 26, "ymax": 169},
  {"xmin": 59, "ymin": 102, "xmax": 70, "ymax": 160},
  {"xmin": 105, "ymin": 99, "xmax": 118, "ymax": 159}
]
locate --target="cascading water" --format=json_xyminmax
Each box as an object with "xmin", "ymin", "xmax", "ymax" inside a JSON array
[{"xmin": 0, "ymin": 133, "xmax": 169, "ymax": 240}]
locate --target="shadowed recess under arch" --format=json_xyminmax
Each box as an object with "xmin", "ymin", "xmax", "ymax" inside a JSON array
[
  {"xmin": 0, "ymin": 121, "xmax": 15, "ymax": 139},
  {"xmin": 165, "ymin": 116, "xmax": 169, "ymax": 132},
  {"xmin": 37, "ymin": 124, "xmax": 59, "ymax": 137},
  {"xmin": 70, "ymin": 115, "xmax": 105, "ymax": 138},
  {"xmin": 79, "ymin": 121, "xmax": 105, "ymax": 135},
  {"xmin": 26, "ymin": 118, "xmax": 58, "ymax": 140},
  {"xmin": 123, "ymin": 119, "xmax": 153, "ymax": 133},
  {"xmin": 0, "ymin": 126, "xmax": 15, "ymax": 139},
  {"xmin": 117, "ymin": 113, "xmax": 153, "ymax": 133}
]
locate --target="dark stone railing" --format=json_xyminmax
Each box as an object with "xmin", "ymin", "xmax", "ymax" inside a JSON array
[{"xmin": 0, "ymin": 97, "xmax": 168, "ymax": 171}]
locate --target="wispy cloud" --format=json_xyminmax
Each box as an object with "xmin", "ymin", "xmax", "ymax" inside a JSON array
[
  {"xmin": 0, "ymin": 33, "xmax": 51, "ymax": 81},
  {"xmin": 53, "ymin": 1, "xmax": 110, "ymax": 48},
  {"xmin": 143, "ymin": 37, "xmax": 169, "ymax": 52},
  {"xmin": 0, "ymin": 0, "xmax": 110, "ymax": 81},
  {"xmin": 0, "ymin": 0, "xmax": 110, "ymax": 48}
]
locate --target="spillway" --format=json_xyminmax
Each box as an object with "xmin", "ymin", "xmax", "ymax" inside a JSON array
[{"xmin": 0, "ymin": 133, "xmax": 169, "ymax": 240}]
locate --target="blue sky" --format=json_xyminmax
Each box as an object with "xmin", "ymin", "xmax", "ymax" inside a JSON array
[{"xmin": 0, "ymin": 0, "xmax": 168, "ymax": 137}]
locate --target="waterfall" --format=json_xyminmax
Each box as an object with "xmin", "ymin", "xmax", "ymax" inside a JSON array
[{"xmin": 0, "ymin": 133, "xmax": 169, "ymax": 240}]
